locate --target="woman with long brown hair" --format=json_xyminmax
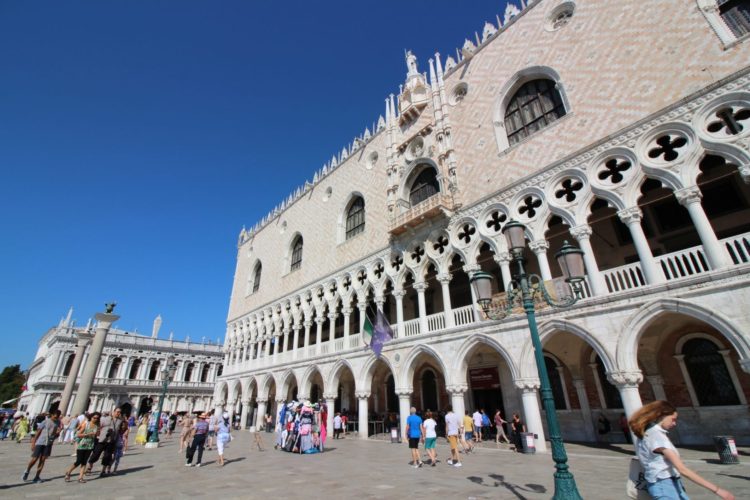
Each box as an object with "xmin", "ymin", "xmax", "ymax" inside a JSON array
[{"xmin": 629, "ymin": 401, "xmax": 734, "ymax": 499}]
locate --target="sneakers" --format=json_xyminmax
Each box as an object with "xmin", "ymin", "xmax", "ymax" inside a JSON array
[
  {"xmin": 195, "ymin": 463, "xmax": 201, "ymax": 467},
  {"xmin": 22, "ymin": 471, "xmax": 29, "ymax": 481},
  {"xmin": 185, "ymin": 463, "xmax": 192, "ymax": 467},
  {"xmin": 447, "ymin": 459, "xmax": 454, "ymax": 465},
  {"xmin": 32, "ymin": 476, "xmax": 41, "ymax": 483},
  {"xmin": 454, "ymin": 462, "xmax": 463, "ymax": 467}
]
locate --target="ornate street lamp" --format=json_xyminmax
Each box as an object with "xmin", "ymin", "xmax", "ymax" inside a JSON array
[
  {"xmin": 470, "ymin": 219, "xmax": 585, "ymax": 500},
  {"xmin": 146, "ymin": 355, "xmax": 177, "ymax": 448}
]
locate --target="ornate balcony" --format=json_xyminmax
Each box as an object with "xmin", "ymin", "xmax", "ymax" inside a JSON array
[{"xmin": 388, "ymin": 192, "xmax": 457, "ymax": 235}]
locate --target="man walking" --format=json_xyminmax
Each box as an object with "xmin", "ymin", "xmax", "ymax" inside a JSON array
[
  {"xmin": 404, "ymin": 407, "xmax": 424, "ymax": 468},
  {"xmin": 472, "ymin": 409, "xmax": 483, "ymax": 442},
  {"xmin": 22, "ymin": 409, "xmax": 61, "ymax": 483},
  {"xmin": 333, "ymin": 413, "xmax": 343, "ymax": 439},
  {"xmin": 87, "ymin": 407, "xmax": 125, "ymax": 476},
  {"xmin": 444, "ymin": 405, "xmax": 461, "ymax": 467}
]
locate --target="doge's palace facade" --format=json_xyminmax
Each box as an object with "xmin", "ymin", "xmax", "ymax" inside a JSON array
[{"xmin": 217, "ymin": 0, "xmax": 750, "ymax": 447}]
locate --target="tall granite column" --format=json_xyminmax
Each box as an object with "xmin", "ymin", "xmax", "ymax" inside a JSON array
[
  {"xmin": 71, "ymin": 309, "xmax": 120, "ymax": 416},
  {"xmin": 58, "ymin": 332, "xmax": 92, "ymax": 415}
]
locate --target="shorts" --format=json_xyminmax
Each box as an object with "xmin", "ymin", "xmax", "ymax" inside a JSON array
[
  {"xmin": 465, "ymin": 432, "xmax": 473, "ymax": 441},
  {"xmin": 447, "ymin": 435, "xmax": 458, "ymax": 450},
  {"xmin": 408, "ymin": 437, "xmax": 420, "ymax": 449},
  {"xmin": 32, "ymin": 444, "xmax": 53, "ymax": 458},
  {"xmin": 75, "ymin": 449, "xmax": 93, "ymax": 467},
  {"xmin": 647, "ymin": 477, "xmax": 689, "ymax": 500},
  {"xmin": 425, "ymin": 437, "xmax": 436, "ymax": 449}
]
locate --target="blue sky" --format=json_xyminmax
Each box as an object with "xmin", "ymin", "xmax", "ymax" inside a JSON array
[{"xmin": 0, "ymin": 0, "xmax": 508, "ymax": 370}]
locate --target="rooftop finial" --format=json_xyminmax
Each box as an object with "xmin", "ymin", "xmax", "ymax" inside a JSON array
[{"xmin": 405, "ymin": 49, "xmax": 418, "ymax": 76}]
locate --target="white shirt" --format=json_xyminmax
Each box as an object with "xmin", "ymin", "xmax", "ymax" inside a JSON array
[
  {"xmin": 473, "ymin": 411, "xmax": 483, "ymax": 428},
  {"xmin": 333, "ymin": 415, "xmax": 342, "ymax": 429},
  {"xmin": 445, "ymin": 412, "xmax": 460, "ymax": 436},
  {"xmin": 637, "ymin": 424, "xmax": 680, "ymax": 483},
  {"xmin": 423, "ymin": 418, "xmax": 437, "ymax": 439}
]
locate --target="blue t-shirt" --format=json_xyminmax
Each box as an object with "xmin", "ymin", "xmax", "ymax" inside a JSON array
[{"xmin": 406, "ymin": 414, "xmax": 423, "ymax": 438}]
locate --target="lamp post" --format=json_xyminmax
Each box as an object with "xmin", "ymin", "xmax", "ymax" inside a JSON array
[
  {"xmin": 470, "ymin": 219, "xmax": 585, "ymax": 500},
  {"xmin": 146, "ymin": 355, "xmax": 177, "ymax": 449}
]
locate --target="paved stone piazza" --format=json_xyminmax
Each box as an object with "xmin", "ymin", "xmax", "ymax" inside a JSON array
[{"xmin": 1, "ymin": 432, "xmax": 748, "ymax": 499}]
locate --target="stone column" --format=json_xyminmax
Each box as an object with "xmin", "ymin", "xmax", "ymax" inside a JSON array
[
  {"xmin": 589, "ymin": 362, "xmax": 607, "ymax": 408},
  {"xmin": 447, "ymin": 385, "xmax": 467, "ymax": 422},
  {"xmin": 414, "ymin": 282, "xmax": 428, "ymax": 334},
  {"xmin": 255, "ymin": 398, "xmax": 268, "ymax": 429},
  {"xmin": 397, "ymin": 390, "xmax": 412, "ymax": 440},
  {"xmin": 608, "ymin": 371, "xmax": 644, "ymax": 418},
  {"xmin": 719, "ymin": 349, "xmax": 748, "ymax": 405},
  {"xmin": 289, "ymin": 326, "xmax": 298, "ymax": 359},
  {"xmin": 556, "ymin": 366, "xmax": 571, "ymax": 410},
  {"xmin": 570, "ymin": 224, "xmax": 608, "ymax": 296},
  {"xmin": 356, "ymin": 391, "xmax": 370, "ymax": 439},
  {"xmin": 529, "ymin": 240, "xmax": 553, "ymax": 281},
  {"xmin": 495, "ymin": 252, "xmax": 513, "ymax": 291},
  {"xmin": 315, "ymin": 317, "xmax": 325, "ymax": 354},
  {"xmin": 675, "ymin": 186, "xmax": 731, "ymax": 269},
  {"xmin": 463, "ymin": 264, "xmax": 482, "ymax": 321},
  {"xmin": 328, "ymin": 313, "xmax": 336, "ymax": 344},
  {"xmin": 645, "ymin": 375, "xmax": 667, "ymax": 401},
  {"xmin": 264, "ymin": 336, "xmax": 271, "ymax": 357},
  {"xmin": 357, "ymin": 302, "xmax": 367, "ymax": 334},
  {"xmin": 341, "ymin": 308, "xmax": 351, "ymax": 344},
  {"xmin": 323, "ymin": 393, "xmax": 336, "ymax": 439},
  {"xmin": 271, "ymin": 334, "xmax": 279, "ymax": 356},
  {"xmin": 618, "ymin": 207, "xmax": 665, "ymax": 285},
  {"xmin": 392, "ymin": 291, "xmax": 405, "ymax": 338},
  {"xmin": 303, "ymin": 321, "xmax": 312, "ymax": 353},
  {"xmin": 71, "ymin": 311, "xmax": 119, "ymax": 416},
  {"xmin": 58, "ymin": 332, "xmax": 91, "ymax": 416},
  {"xmin": 516, "ymin": 379, "xmax": 547, "ymax": 452},
  {"xmin": 572, "ymin": 379, "xmax": 596, "ymax": 441},
  {"xmin": 437, "ymin": 273, "xmax": 455, "ymax": 328}
]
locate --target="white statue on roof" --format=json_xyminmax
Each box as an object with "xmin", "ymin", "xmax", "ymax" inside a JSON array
[{"xmin": 405, "ymin": 50, "xmax": 419, "ymax": 76}]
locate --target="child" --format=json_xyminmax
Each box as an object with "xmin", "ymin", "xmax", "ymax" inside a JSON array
[{"xmin": 112, "ymin": 420, "xmax": 129, "ymax": 473}]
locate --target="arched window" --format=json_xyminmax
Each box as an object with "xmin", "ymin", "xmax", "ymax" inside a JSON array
[
  {"xmin": 409, "ymin": 168, "xmax": 440, "ymax": 206},
  {"xmin": 62, "ymin": 354, "xmax": 75, "ymax": 376},
  {"xmin": 201, "ymin": 364, "xmax": 210, "ymax": 382},
  {"xmin": 252, "ymin": 262, "xmax": 262, "ymax": 293},
  {"xmin": 290, "ymin": 236, "xmax": 303, "ymax": 271},
  {"xmin": 720, "ymin": 0, "xmax": 750, "ymax": 37},
  {"xmin": 683, "ymin": 338, "xmax": 740, "ymax": 406},
  {"xmin": 184, "ymin": 363, "xmax": 195, "ymax": 382},
  {"xmin": 148, "ymin": 361, "xmax": 161, "ymax": 381},
  {"xmin": 107, "ymin": 358, "xmax": 122, "ymax": 379},
  {"xmin": 544, "ymin": 356, "xmax": 567, "ymax": 410},
  {"xmin": 345, "ymin": 197, "xmax": 366, "ymax": 239},
  {"xmin": 504, "ymin": 79, "xmax": 566, "ymax": 146},
  {"xmin": 128, "ymin": 359, "xmax": 142, "ymax": 380}
]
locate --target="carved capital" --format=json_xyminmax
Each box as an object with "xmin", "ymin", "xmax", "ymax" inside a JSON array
[
  {"xmin": 322, "ymin": 393, "xmax": 337, "ymax": 401},
  {"xmin": 571, "ymin": 378, "xmax": 586, "ymax": 390},
  {"xmin": 674, "ymin": 185, "xmax": 702, "ymax": 206},
  {"xmin": 617, "ymin": 206, "xmax": 643, "ymax": 225},
  {"xmin": 396, "ymin": 388, "xmax": 413, "ymax": 398},
  {"xmin": 514, "ymin": 378, "xmax": 541, "ymax": 392},
  {"xmin": 494, "ymin": 252, "xmax": 512, "ymax": 264},
  {"xmin": 341, "ymin": 307, "xmax": 353, "ymax": 316},
  {"xmin": 437, "ymin": 273, "xmax": 453, "ymax": 284},
  {"xmin": 391, "ymin": 290, "xmax": 406, "ymax": 300},
  {"xmin": 569, "ymin": 224, "xmax": 593, "ymax": 240},
  {"xmin": 275, "ymin": 398, "xmax": 286, "ymax": 404},
  {"xmin": 413, "ymin": 281, "xmax": 429, "ymax": 292},
  {"xmin": 739, "ymin": 165, "xmax": 750, "ymax": 184},
  {"xmin": 256, "ymin": 398, "xmax": 268, "ymax": 404},
  {"xmin": 607, "ymin": 370, "xmax": 643, "ymax": 388},
  {"xmin": 241, "ymin": 398, "xmax": 250, "ymax": 405},
  {"xmin": 355, "ymin": 391, "xmax": 371, "ymax": 399},
  {"xmin": 529, "ymin": 239, "xmax": 549, "ymax": 254},
  {"xmin": 463, "ymin": 264, "xmax": 481, "ymax": 274},
  {"xmin": 446, "ymin": 384, "xmax": 468, "ymax": 396}
]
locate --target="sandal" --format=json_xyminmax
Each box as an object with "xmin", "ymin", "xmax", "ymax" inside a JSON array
[
  {"xmin": 65, "ymin": 474, "xmax": 71, "ymax": 482},
  {"xmin": 78, "ymin": 478, "xmax": 86, "ymax": 483}
]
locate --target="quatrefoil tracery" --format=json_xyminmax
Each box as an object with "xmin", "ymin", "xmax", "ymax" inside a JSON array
[
  {"xmin": 519, "ymin": 195, "xmax": 543, "ymax": 219},
  {"xmin": 648, "ymin": 134, "xmax": 688, "ymax": 162},
  {"xmin": 598, "ymin": 158, "xmax": 632, "ymax": 185},
  {"xmin": 707, "ymin": 107, "xmax": 750, "ymax": 136},
  {"xmin": 433, "ymin": 235, "xmax": 449, "ymax": 254},
  {"xmin": 458, "ymin": 224, "xmax": 476, "ymax": 244},
  {"xmin": 486, "ymin": 211, "xmax": 507, "ymax": 233},
  {"xmin": 554, "ymin": 178, "xmax": 583, "ymax": 203},
  {"xmin": 411, "ymin": 246, "xmax": 425, "ymax": 264}
]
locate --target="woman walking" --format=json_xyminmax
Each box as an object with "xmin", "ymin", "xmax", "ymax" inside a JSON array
[
  {"xmin": 14, "ymin": 415, "xmax": 29, "ymax": 443},
  {"xmin": 179, "ymin": 414, "xmax": 194, "ymax": 453},
  {"xmin": 216, "ymin": 412, "xmax": 232, "ymax": 466},
  {"xmin": 630, "ymin": 401, "xmax": 734, "ymax": 499},
  {"xmin": 134, "ymin": 416, "xmax": 148, "ymax": 446},
  {"xmin": 494, "ymin": 410, "xmax": 510, "ymax": 444},
  {"xmin": 65, "ymin": 413, "xmax": 100, "ymax": 483},
  {"xmin": 111, "ymin": 420, "xmax": 129, "ymax": 473},
  {"xmin": 422, "ymin": 411, "xmax": 438, "ymax": 467}
]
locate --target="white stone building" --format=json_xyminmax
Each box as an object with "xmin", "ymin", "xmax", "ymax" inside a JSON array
[
  {"xmin": 217, "ymin": 0, "xmax": 750, "ymax": 447},
  {"xmin": 20, "ymin": 310, "xmax": 224, "ymax": 417}
]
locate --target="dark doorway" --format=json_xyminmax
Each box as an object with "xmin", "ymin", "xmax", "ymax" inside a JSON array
[{"xmin": 421, "ymin": 370, "xmax": 439, "ymax": 411}]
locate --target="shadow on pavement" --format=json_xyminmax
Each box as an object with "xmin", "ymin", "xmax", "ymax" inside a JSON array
[
  {"xmin": 111, "ymin": 465, "xmax": 153, "ymax": 476},
  {"xmin": 0, "ymin": 474, "xmax": 66, "ymax": 490},
  {"xmin": 467, "ymin": 473, "xmax": 546, "ymax": 499},
  {"xmin": 717, "ymin": 473, "xmax": 750, "ymax": 481},
  {"xmin": 566, "ymin": 442, "xmax": 634, "ymax": 456}
]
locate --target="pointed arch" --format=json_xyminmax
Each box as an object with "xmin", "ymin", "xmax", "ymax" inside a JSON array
[
  {"xmin": 327, "ymin": 358, "xmax": 357, "ymax": 393},
  {"xmin": 519, "ymin": 318, "xmax": 616, "ymax": 379},
  {"xmin": 398, "ymin": 344, "xmax": 449, "ymax": 391},
  {"xmin": 257, "ymin": 373, "xmax": 275, "ymax": 399},
  {"xmin": 617, "ymin": 298, "xmax": 750, "ymax": 372},
  {"xmin": 358, "ymin": 353, "xmax": 397, "ymax": 391},
  {"xmin": 299, "ymin": 364, "xmax": 325, "ymax": 398},
  {"xmin": 451, "ymin": 333, "xmax": 521, "ymax": 383},
  {"xmin": 276, "ymin": 368, "xmax": 298, "ymax": 399}
]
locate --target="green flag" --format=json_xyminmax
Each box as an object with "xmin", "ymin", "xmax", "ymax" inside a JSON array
[{"xmin": 362, "ymin": 315, "xmax": 374, "ymax": 342}]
